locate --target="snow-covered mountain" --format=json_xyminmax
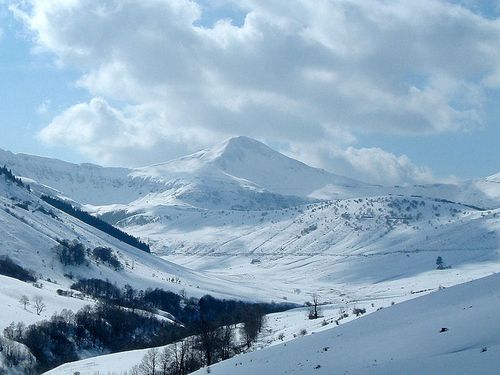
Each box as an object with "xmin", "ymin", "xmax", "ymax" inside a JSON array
[
  {"xmin": 1, "ymin": 137, "xmax": 499, "ymax": 305},
  {"xmin": 1, "ymin": 137, "xmax": 499, "ymax": 374},
  {"xmin": 1, "ymin": 137, "xmax": 499, "ymax": 211},
  {"xmin": 132, "ymin": 136, "xmax": 361, "ymax": 197},
  {"xmin": 0, "ymin": 137, "xmax": 361, "ymax": 211}
]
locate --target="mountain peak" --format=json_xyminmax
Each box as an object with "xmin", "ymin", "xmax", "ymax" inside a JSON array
[
  {"xmin": 213, "ymin": 136, "xmax": 279, "ymax": 164},
  {"xmin": 224, "ymin": 135, "xmax": 262, "ymax": 147}
]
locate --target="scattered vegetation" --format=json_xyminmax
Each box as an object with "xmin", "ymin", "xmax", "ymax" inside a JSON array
[
  {"xmin": 55, "ymin": 239, "xmax": 86, "ymax": 266},
  {"xmin": 352, "ymin": 307, "xmax": 366, "ymax": 317},
  {"xmin": 307, "ymin": 293, "xmax": 321, "ymax": 320},
  {"xmin": 436, "ymin": 256, "xmax": 451, "ymax": 270},
  {"xmin": 0, "ymin": 335, "xmax": 36, "ymax": 374},
  {"xmin": 33, "ymin": 296, "xmax": 46, "ymax": 316}
]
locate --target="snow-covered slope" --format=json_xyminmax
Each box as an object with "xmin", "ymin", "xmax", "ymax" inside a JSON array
[
  {"xmin": 133, "ymin": 136, "xmax": 361, "ymax": 198},
  {"xmin": 0, "ymin": 172, "xmax": 273, "ymax": 311},
  {"xmin": 192, "ymin": 272, "xmax": 500, "ymax": 375},
  {"xmin": 116, "ymin": 194, "xmax": 499, "ymax": 307},
  {"xmin": 1, "ymin": 138, "xmax": 500, "ymax": 374},
  {"xmin": 0, "ymin": 148, "xmax": 138, "ymax": 205},
  {"xmin": 44, "ymin": 272, "xmax": 500, "ymax": 375}
]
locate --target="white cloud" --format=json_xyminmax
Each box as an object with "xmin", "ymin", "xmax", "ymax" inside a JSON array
[
  {"xmin": 38, "ymin": 98, "xmax": 212, "ymax": 166},
  {"xmin": 10, "ymin": 0, "xmax": 500, "ymax": 181},
  {"xmin": 329, "ymin": 147, "xmax": 435, "ymax": 186},
  {"xmin": 285, "ymin": 141, "xmax": 436, "ymax": 185}
]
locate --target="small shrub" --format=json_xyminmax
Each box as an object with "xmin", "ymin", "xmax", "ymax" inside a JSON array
[
  {"xmin": 352, "ymin": 307, "xmax": 366, "ymax": 317},
  {"xmin": 92, "ymin": 247, "xmax": 122, "ymax": 269}
]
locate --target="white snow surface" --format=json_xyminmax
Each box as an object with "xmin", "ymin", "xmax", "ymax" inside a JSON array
[
  {"xmin": 192, "ymin": 273, "xmax": 500, "ymax": 375},
  {"xmin": 1, "ymin": 138, "xmax": 499, "ymax": 307}
]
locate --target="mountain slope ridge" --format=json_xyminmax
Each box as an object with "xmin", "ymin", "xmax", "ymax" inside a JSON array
[{"xmin": 1, "ymin": 137, "xmax": 499, "ymax": 210}]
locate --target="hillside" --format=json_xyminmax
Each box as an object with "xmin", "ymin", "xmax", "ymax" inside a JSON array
[
  {"xmin": 191, "ymin": 272, "xmax": 500, "ymax": 375},
  {"xmin": 1, "ymin": 137, "xmax": 358, "ymax": 210},
  {"xmin": 0, "ymin": 169, "xmax": 268, "ymax": 310},
  {"xmin": 0, "ymin": 138, "xmax": 499, "ymax": 374},
  {"xmin": 44, "ymin": 271, "xmax": 500, "ymax": 375},
  {"xmin": 0, "ymin": 168, "xmax": 294, "ymax": 373}
]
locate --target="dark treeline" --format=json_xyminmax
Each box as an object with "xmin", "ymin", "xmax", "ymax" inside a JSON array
[
  {"xmin": 0, "ymin": 165, "xmax": 29, "ymax": 190},
  {"xmin": 40, "ymin": 194, "xmax": 150, "ymax": 253},
  {"xmin": 70, "ymin": 278, "xmax": 288, "ymax": 327},
  {"xmin": 0, "ymin": 256, "xmax": 36, "ymax": 282},
  {"xmin": 7, "ymin": 279, "xmax": 293, "ymax": 373}
]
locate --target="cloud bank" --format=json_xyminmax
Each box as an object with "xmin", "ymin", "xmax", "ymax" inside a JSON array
[{"xmin": 10, "ymin": 0, "xmax": 500, "ymax": 184}]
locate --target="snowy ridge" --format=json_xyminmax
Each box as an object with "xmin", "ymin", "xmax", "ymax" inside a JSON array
[
  {"xmin": 133, "ymin": 136, "xmax": 361, "ymax": 197},
  {"xmin": 2, "ymin": 138, "xmax": 499, "ymax": 213}
]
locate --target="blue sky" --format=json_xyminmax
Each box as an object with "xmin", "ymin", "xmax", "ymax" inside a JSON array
[
  {"xmin": 0, "ymin": 0, "xmax": 499, "ymax": 184},
  {"xmin": 0, "ymin": 8, "xmax": 87, "ymax": 163}
]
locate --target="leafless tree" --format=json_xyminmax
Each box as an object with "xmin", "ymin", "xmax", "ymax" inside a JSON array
[
  {"xmin": 129, "ymin": 365, "xmax": 141, "ymax": 375},
  {"xmin": 33, "ymin": 296, "xmax": 46, "ymax": 315},
  {"xmin": 308, "ymin": 293, "xmax": 321, "ymax": 320},
  {"xmin": 169, "ymin": 340, "xmax": 191, "ymax": 375},
  {"xmin": 139, "ymin": 348, "xmax": 159, "ymax": 375},
  {"xmin": 219, "ymin": 325, "xmax": 234, "ymax": 360},
  {"xmin": 19, "ymin": 295, "xmax": 30, "ymax": 310},
  {"xmin": 158, "ymin": 346, "xmax": 171, "ymax": 375}
]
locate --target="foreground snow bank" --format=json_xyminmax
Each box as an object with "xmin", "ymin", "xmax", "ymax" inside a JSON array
[{"xmin": 192, "ymin": 272, "xmax": 500, "ymax": 375}]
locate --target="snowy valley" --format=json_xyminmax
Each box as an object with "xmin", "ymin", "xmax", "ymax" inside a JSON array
[{"xmin": 0, "ymin": 137, "xmax": 499, "ymax": 374}]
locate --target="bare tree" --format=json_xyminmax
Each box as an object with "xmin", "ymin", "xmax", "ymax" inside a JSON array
[
  {"xmin": 219, "ymin": 325, "xmax": 234, "ymax": 360},
  {"xmin": 33, "ymin": 296, "xmax": 46, "ymax": 315},
  {"xmin": 139, "ymin": 348, "xmax": 159, "ymax": 375},
  {"xmin": 308, "ymin": 293, "xmax": 321, "ymax": 320},
  {"xmin": 198, "ymin": 321, "xmax": 219, "ymax": 366},
  {"xmin": 158, "ymin": 346, "xmax": 171, "ymax": 375},
  {"xmin": 19, "ymin": 295, "xmax": 30, "ymax": 310},
  {"xmin": 241, "ymin": 309, "xmax": 264, "ymax": 348},
  {"xmin": 129, "ymin": 365, "xmax": 141, "ymax": 375}
]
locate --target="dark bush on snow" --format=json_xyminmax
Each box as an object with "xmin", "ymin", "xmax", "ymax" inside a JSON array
[
  {"xmin": 55, "ymin": 239, "xmax": 86, "ymax": 266},
  {"xmin": 92, "ymin": 247, "xmax": 122, "ymax": 269}
]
